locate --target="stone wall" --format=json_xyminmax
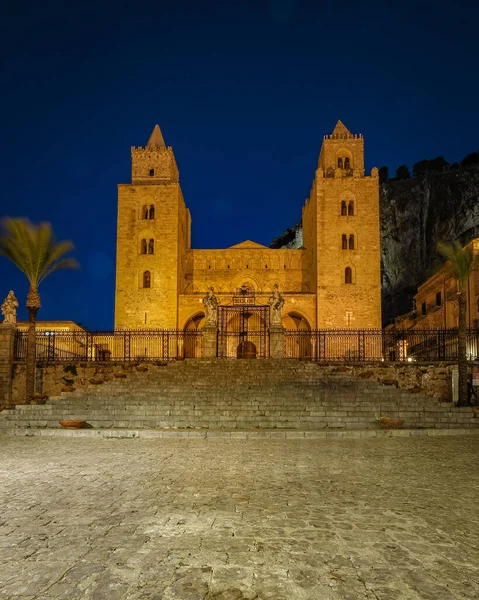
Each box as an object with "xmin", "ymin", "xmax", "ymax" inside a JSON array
[
  {"xmin": 9, "ymin": 360, "xmax": 462, "ymax": 406},
  {"xmin": 11, "ymin": 362, "xmax": 147, "ymax": 405},
  {"xmin": 0, "ymin": 325, "xmax": 16, "ymax": 407},
  {"xmin": 316, "ymin": 363, "xmax": 457, "ymax": 402}
]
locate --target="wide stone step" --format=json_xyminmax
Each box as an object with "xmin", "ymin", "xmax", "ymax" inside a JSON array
[{"xmin": 3, "ymin": 364, "xmax": 474, "ymax": 432}]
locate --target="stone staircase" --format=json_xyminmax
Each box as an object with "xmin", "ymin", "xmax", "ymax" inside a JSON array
[{"xmin": 0, "ymin": 359, "xmax": 478, "ymax": 434}]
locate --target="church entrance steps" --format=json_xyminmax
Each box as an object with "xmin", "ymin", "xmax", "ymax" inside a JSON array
[
  {"xmin": 1, "ymin": 427, "xmax": 479, "ymax": 439},
  {"xmin": 1, "ymin": 360, "xmax": 477, "ymax": 431}
]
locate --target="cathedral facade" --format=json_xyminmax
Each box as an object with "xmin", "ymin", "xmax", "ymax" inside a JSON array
[{"xmin": 114, "ymin": 121, "xmax": 381, "ymax": 334}]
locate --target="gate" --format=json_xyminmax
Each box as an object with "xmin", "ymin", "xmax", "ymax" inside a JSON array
[{"xmin": 217, "ymin": 297, "xmax": 270, "ymax": 359}]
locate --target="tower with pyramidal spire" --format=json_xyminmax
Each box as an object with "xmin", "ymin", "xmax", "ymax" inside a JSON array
[
  {"xmin": 115, "ymin": 124, "xmax": 191, "ymax": 328},
  {"xmin": 114, "ymin": 121, "xmax": 381, "ymax": 341}
]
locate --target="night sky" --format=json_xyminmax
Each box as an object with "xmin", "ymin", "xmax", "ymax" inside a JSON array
[{"xmin": 1, "ymin": 0, "xmax": 478, "ymax": 329}]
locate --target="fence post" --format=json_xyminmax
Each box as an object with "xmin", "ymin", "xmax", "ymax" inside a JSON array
[{"xmin": 0, "ymin": 324, "xmax": 17, "ymax": 408}]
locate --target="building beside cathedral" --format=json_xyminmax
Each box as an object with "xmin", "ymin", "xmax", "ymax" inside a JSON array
[{"xmin": 114, "ymin": 120, "xmax": 382, "ymax": 343}]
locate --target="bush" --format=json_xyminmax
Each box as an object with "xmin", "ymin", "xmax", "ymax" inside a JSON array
[
  {"xmin": 395, "ymin": 165, "xmax": 410, "ymax": 180},
  {"xmin": 461, "ymin": 151, "xmax": 479, "ymax": 168},
  {"xmin": 413, "ymin": 156, "xmax": 449, "ymax": 177}
]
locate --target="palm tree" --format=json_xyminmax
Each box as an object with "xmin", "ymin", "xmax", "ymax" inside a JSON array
[
  {"xmin": 0, "ymin": 219, "xmax": 78, "ymax": 403},
  {"xmin": 437, "ymin": 241, "xmax": 477, "ymax": 406}
]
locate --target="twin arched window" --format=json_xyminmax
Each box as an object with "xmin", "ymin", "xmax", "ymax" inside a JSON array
[
  {"xmin": 342, "ymin": 234, "xmax": 355, "ymax": 250},
  {"xmin": 142, "ymin": 205, "xmax": 155, "ymax": 220},
  {"xmin": 341, "ymin": 200, "xmax": 354, "ymax": 216},
  {"xmin": 338, "ymin": 157, "xmax": 351, "ymax": 169},
  {"xmin": 140, "ymin": 239, "xmax": 155, "ymax": 254},
  {"xmin": 143, "ymin": 271, "xmax": 151, "ymax": 288}
]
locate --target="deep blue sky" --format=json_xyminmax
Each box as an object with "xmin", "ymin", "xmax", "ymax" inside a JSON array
[{"xmin": 1, "ymin": 0, "xmax": 478, "ymax": 328}]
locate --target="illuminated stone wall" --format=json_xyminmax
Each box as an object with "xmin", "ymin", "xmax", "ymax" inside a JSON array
[{"xmin": 115, "ymin": 121, "xmax": 381, "ymax": 332}]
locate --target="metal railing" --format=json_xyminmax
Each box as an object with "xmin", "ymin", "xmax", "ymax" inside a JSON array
[
  {"xmin": 284, "ymin": 329, "xmax": 479, "ymax": 362},
  {"xmin": 13, "ymin": 328, "xmax": 479, "ymax": 363},
  {"xmin": 14, "ymin": 330, "xmax": 203, "ymax": 363}
]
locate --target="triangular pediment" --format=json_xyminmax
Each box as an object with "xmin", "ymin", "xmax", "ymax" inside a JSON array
[{"xmin": 229, "ymin": 240, "xmax": 269, "ymax": 249}]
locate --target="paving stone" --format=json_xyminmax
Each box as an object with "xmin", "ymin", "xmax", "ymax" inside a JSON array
[{"xmin": 0, "ymin": 436, "xmax": 478, "ymax": 598}]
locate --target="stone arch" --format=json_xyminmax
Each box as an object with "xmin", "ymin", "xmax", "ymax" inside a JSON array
[
  {"xmin": 339, "ymin": 192, "xmax": 357, "ymax": 217},
  {"xmin": 231, "ymin": 274, "xmax": 261, "ymax": 293},
  {"xmin": 344, "ymin": 264, "xmax": 355, "ymax": 284},
  {"xmin": 218, "ymin": 283, "xmax": 233, "ymax": 293},
  {"xmin": 340, "ymin": 228, "xmax": 358, "ymax": 251},
  {"xmin": 283, "ymin": 311, "xmax": 312, "ymax": 359},
  {"xmin": 184, "ymin": 312, "xmax": 205, "ymax": 331},
  {"xmin": 184, "ymin": 283, "xmax": 200, "ymax": 294},
  {"xmin": 336, "ymin": 148, "xmax": 353, "ymax": 169},
  {"xmin": 283, "ymin": 311, "xmax": 311, "ymax": 331},
  {"xmin": 183, "ymin": 312, "xmax": 204, "ymax": 358}
]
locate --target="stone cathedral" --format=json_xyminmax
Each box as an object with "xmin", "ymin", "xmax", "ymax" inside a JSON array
[{"xmin": 114, "ymin": 120, "xmax": 381, "ymax": 335}]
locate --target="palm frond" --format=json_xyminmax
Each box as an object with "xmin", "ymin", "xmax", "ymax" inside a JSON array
[
  {"xmin": 437, "ymin": 241, "xmax": 477, "ymax": 291},
  {"xmin": 0, "ymin": 218, "xmax": 78, "ymax": 287}
]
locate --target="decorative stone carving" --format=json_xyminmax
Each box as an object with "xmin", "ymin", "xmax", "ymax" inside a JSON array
[
  {"xmin": 1, "ymin": 290, "xmax": 18, "ymax": 325},
  {"xmin": 268, "ymin": 284, "xmax": 284, "ymax": 326},
  {"xmin": 203, "ymin": 286, "xmax": 218, "ymax": 326}
]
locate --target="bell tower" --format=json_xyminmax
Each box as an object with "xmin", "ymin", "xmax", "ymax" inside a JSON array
[
  {"xmin": 114, "ymin": 125, "xmax": 191, "ymax": 329},
  {"xmin": 302, "ymin": 120, "xmax": 381, "ymax": 329}
]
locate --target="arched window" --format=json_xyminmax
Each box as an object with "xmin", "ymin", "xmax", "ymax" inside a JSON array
[
  {"xmin": 140, "ymin": 239, "xmax": 147, "ymax": 254},
  {"xmin": 148, "ymin": 239, "xmax": 154, "ymax": 254},
  {"xmin": 149, "ymin": 168, "xmax": 155, "ymax": 176},
  {"xmin": 344, "ymin": 157, "xmax": 350, "ymax": 169},
  {"xmin": 342, "ymin": 234, "xmax": 348, "ymax": 250},
  {"xmin": 341, "ymin": 201, "xmax": 347, "ymax": 216},
  {"xmin": 143, "ymin": 270, "xmax": 151, "ymax": 288},
  {"xmin": 337, "ymin": 157, "xmax": 343, "ymax": 169},
  {"xmin": 348, "ymin": 201, "xmax": 354, "ymax": 215},
  {"xmin": 142, "ymin": 205, "xmax": 148, "ymax": 220},
  {"xmin": 345, "ymin": 267, "xmax": 352, "ymax": 284},
  {"xmin": 349, "ymin": 235, "xmax": 355, "ymax": 250},
  {"xmin": 148, "ymin": 205, "xmax": 155, "ymax": 219}
]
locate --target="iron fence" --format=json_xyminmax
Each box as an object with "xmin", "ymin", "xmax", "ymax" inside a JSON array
[
  {"xmin": 14, "ymin": 330, "xmax": 203, "ymax": 363},
  {"xmin": 284, "ymin": 329, "xmax": 479, "ymax": 362},
  {"xmin": 13, "ymin": 328, "xmax": 479, "ymax": 363}
]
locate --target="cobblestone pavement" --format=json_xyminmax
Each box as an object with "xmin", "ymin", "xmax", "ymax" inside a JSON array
[{"xmin": 1, "ymin": 437, "xmax": 479, "ymax": 600}]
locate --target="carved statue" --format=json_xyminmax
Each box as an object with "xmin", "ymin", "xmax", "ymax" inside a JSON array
[
  {"xmin": 268, "ymin": 284, "xmax": 284, "ymax": 326},
  {"xmin": 203, "ymin": 286, "xmax": 218, "ymax": 326},
  {"xmin": 1, "ymin": 290, "xmax": 18, "ymax": 325}
]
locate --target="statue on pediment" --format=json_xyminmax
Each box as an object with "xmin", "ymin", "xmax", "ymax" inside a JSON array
[
  {"xmin": 203, "ymin": 286, "xmax": 218, "ymax": 326},
  {"xmin": 1, "ymin": 290, "xmax": 18, "ymax": 325}
]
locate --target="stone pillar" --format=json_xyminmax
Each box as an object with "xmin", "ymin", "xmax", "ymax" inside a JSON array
[
  {"xmin": 0, "ymin": 324, "xmax": 17, "ymax": 407},
  {"xmin": 269, "ymin": 325, "xmax": 285, "ymax": 359},
  {"xmin": 202, "ymin": 325, "xmax": 218, "ymax": 358}
]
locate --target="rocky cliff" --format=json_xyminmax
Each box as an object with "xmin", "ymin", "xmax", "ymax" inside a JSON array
[{"xmin": 271, "ymin": 166, "xmax": 479, "ymax": 325}]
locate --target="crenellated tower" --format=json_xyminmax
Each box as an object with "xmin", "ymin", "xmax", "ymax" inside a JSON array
[
  {"xmin": 302, "ymin": 120, "xmax": 381, "ymax": 329},
  {"xmin": 114, "ymin": 125, "xmax": 191, "ymax": 329}
]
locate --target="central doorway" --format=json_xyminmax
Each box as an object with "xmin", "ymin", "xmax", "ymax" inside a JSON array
[{"xmin": 217, "ymin": 288, "xmax": 270, "ymax": 358}]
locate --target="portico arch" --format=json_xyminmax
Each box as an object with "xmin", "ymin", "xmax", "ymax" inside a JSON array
[
  {"xmin": 183, "ymin": 312, "xmax": 204, "ymax": 357},
  {"xmin": 283, "ymin": 312, "xmax": 312, "ymax": 358}
]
